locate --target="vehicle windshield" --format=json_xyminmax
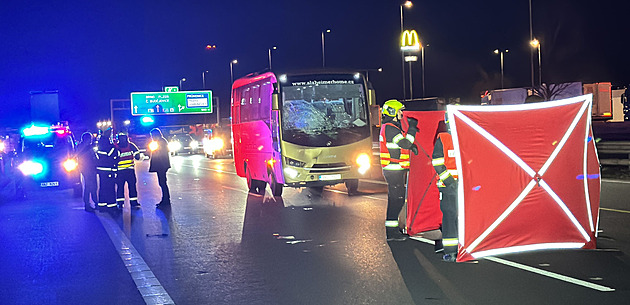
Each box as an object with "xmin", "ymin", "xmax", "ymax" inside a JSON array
[
  {"xmin": 21, "ymin": 134, "xmax": 74, "ymax": 158},
  {"xmin": 281, "ymin": 74, "xmax": 370, "ymax": 147}
]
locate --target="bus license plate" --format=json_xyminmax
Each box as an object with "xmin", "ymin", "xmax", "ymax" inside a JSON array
[
  {"xmin": 319, "ymin": 174, "xmax": 341, "ymax": 181},
  {"xmin": 41, "ymin": 181, "xmax": 59, "ymax": 187}
]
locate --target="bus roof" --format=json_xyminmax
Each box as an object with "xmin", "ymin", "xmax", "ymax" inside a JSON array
[
  {"xmin": 231, "ymin": 69, "xmax": 369, "ymax": 91},
  {"xmin": 232, "ymin": 72, "xmax": 276, "ymax": 90}
]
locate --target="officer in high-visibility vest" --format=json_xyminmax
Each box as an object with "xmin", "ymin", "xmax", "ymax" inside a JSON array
[
  {"xmin": 95, "ymin": 127, "xmax": 118, "ymax": 211},
  {"xmin": 432, "ymin": 111, "xmax": 459, "ymax": 262},
  {"xmin": 379, "ymin": 99, "xmax": 419, "ymax": 241},
  {"xmin": 115, "ymin": 133, "xmax": 142, "ymax": 208}
]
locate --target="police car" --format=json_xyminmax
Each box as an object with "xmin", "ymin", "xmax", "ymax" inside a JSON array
[{"xmin": 15, "ymin": 123, "xmax": 82, "ymax": 198}]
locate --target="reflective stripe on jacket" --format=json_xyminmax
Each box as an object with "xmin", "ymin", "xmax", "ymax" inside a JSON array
[
  {"xmin": 379, "ymin": 122, "xmax": 412, "ymax": 170},
  {"xmin": 432, "ymin": 132, "xmax": 457, "ymax": 187}
]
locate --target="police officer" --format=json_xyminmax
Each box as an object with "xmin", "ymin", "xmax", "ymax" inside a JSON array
[
  {"xmin": 149, "ymin": 128, "xmax": 171, "ymax": 208},
  {"xmin": 95, "ymin": 127, "xmax": 118, "ymax": 211},
  {"xmin": 115, "ymin": 133, "xmax": 141, "ymax": 208},
  {"xmin": 379, "ymin": 99, "xmax": 419, "ymax": 241},
  {"xmin": 432, "ymin": 111, "xmax": 459, "ymax": 262},
  {"xmin": 76, "ymin": 132, "xmax": 98, "ymax": 212}
]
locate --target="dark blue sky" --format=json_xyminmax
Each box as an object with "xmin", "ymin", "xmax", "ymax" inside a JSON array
[{"xmin": 1, "ymin": 0, "xmax": 627, "ymax": 129}]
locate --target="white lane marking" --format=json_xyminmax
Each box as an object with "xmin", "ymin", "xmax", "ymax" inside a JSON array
[
  {"xmin": 600, "ymin": 207, "xmax": 630, "ymax": 214},
  {"xmin": 601, "ymin": 178, "xmax": 630, "ymax": 184},
  {"xmin": 409, "ymin": 236, "xmax": 615, "ymax": 292},
  {"xmin": 97, "ymin": 213, "xmax": 176, "ymax": 304},
  {"xmin": 222, "ymin": 185, "xmax": 251, "ymax": 195}
]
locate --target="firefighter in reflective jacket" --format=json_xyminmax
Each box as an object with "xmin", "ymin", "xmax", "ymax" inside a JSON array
[
  {"xmin": 95, "ymin": 128, "xmax": 118, "ymax": 210},
  {"xmin": 115, "ymin": 133, "xmax": 141, "ymax": 208},
  {"xmin": 432, "ymin": 112, "xmax": 458, "ymax": 262},
  {"xmin": 379, "ymin": 99, "xmax": 419, "ymax": 241}
]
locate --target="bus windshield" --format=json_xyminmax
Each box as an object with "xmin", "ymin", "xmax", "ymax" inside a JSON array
[{"xmin": 281, "ymin": 75, "xmax": 370, "ymax": 147}]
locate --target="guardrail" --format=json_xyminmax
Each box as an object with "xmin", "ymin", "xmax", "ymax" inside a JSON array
[{"xmin": 597, "ymin": 141, "xmax": 630, "ymax": 169}]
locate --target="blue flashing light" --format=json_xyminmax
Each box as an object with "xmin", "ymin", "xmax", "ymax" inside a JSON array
[
  {"xmin": 22, "ymin": 124, "xmax": 50, "ymax": 137},
  {"xmin": 141, "ymin": 115, "xmax": 155, "ymax": 126}
]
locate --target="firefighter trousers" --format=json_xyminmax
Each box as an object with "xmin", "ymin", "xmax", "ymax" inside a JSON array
[
  {"xmin": 439, "ymin": 181, "xmax": 459, "ymax": 254},
  {"xmin": 98, "ymin": 170, "xmax": 117, "ymax": 208},
  {"xmin": 116, "ymin": 169, "xmax": 138, "ymax": 206},
  {"xmin": 383, "ymin": 170, "xmax": 408, "ymax": 225}
]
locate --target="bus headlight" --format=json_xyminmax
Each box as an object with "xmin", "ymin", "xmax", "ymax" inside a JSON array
[
  {"xmin": 284, "ymin": 167, "xmax": 299, "ymax": 179},
  {"xmin": 190, "ymin": 140, "xmax": 199, "ymax": 149},
  {"xmin": 18, "ymin": 160, "xmax": 44, "ymax": 176},
  {"xmin": 63, "ymin": 159, "xmax": 78, "ymax": 172},
  {"xmin": 168, "ymin": 141, "xmax": 182, "ymax": 152},
  {"xmin": 286, "ymin": 158, "xmax": 306, "ymax": 167},
  {"xmin": 356, "ymin": 153, "xmax": 371, "ymax": 174}
]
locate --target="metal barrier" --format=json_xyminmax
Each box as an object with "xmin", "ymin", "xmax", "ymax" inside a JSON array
[{"xmin": 597, "ymin": 141, "xmax": 630, "ymax": 169}]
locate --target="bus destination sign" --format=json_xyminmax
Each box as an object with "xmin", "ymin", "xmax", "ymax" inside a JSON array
[{"xmin": 130, "ymin": 91, "xmax": 213, "ymax": 115}]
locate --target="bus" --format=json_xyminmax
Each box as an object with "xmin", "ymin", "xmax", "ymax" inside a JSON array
[{"xmin": 231, "ymin": 71, "xmax": 377, "ymax": 196}]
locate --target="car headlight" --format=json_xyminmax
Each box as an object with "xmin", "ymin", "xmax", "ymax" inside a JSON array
[
  {"xmin": 168, "ymin": 141, "xmax": 182, "ymax": 152},
  {"xmin": 18, "ymin": 160, "xmax": 44, "ymax": 176},
  {"xmin": 286, "ymin": 157, "xmax": 306, "ymax": 167},
  {"xmin": 0, "ymin": 141, "xmax": 5, "ymax": 153},
  {"xmin": 210, "ymin": 138, "xmax": 224, "ymax": 151},
  {"xmin": 190, "ymin": 140, "xmax": 199, "ymax": 149},
  {"xmin": 63, "ymin": 159, "xmax": 78, "ymax": 172},
  {"xmin": 356, "ymin": 153, "xmax": 371, "ymax": 174},
  {"xmin": 149, "ymin": 141, "xmax": 159, "ymax": 151}
]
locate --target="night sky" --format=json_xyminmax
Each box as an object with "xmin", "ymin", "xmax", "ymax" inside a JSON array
[{"xmin": 1, "ymin": 0, "xmax": 628, "ymax": 129}]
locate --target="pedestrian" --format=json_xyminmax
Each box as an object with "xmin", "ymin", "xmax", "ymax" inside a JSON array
[
  {"xmin": 95, "ymin": 127, "xmax": 118, "ymax": 211},
  {"xmin": 432, "ymin": 111, "xmax": 459, "ymax": 262},
  {"xmin": 149, "ymin": 128, "xmax": 171, "ymax": 208},
  {"xmin": 379, "ymin": 99, "xmax": 419, "ymax": 241},
  {"xmin": 115, "ymin": 132, "xmax": 142, "ymax": 209},
  {"xmin": 76, "ymin": 132, "xmax": 98, "ymax": 212}
]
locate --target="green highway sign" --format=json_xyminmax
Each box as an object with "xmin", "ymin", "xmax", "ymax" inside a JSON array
[
  {"xmin": 130, "ymin": 91, "xmax": 213, "ymax": 115},
  {"xmin": 164, "ymin": 86, "xmax": 179, "ymax": 92}
]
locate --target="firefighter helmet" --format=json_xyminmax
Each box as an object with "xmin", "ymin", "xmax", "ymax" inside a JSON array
[{"xmin": 382, "ymin": 99, "xmax": 405, "ymax": 117}]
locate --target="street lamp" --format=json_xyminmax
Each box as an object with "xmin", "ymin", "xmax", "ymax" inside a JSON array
[
  {"xmin": 365, "ymin": 67, "xmax": 383, "ymax": 83},
  {"xmin": 268, "ymin": 46, "xmax": 277, "ymax": 70},
  {"xmin": 229, "ymin": 59, "xmax": 238, "ymax": 84},
  {"xmin": 179, "ymin": 78, "xmax": 186, "ymax": 90},
  {"xmin": 493, "ymin": 49, "xmax": 508, "ymax": 89},
  {"xmin": 202, "ymin": 70, "xmax": 209, "ymax": 89},
  {"xmin": 400, "ymin": 1, "xmax": 412, "ymax": 99},
  {"xmin": 321, "ymin": 29, "xmax": 331, "ymax": 67},
  {"xmin": 530, "ymin": 39, "xmax": 542, "ymax": 87}
]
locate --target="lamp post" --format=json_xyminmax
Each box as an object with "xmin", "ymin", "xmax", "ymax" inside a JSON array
[
  {"xmin": 530, "ymin": 39, "xmax": 542, "ymax": 87},
  {"xmin": 400, "ymin": 1, "xmax": 412, "ymax": 99},
  {"xmin": 365, "ymin": 67, "xmax": 383, "ymax": 83},
  {"xmin": 179, "ymin": 78, "xmax": 186, "ymax": 90},
  {"xmin": 493, "ymin": 49, "xmax": 508, "ymax": 89},
  {"xmin": 202, "ymin": 71, "xmax": 209, "ymax": 89},
  {"xmin": 321, "ymin": 29, "xmax": 331, "ymax": 67},
  {"xmin": 421, "ymin": 44, "xmax": 428, "ymax": 97},
  {"xmin": 529, "ymin": 0, "xmax": 534, "ymax": 88},
  {"xmin": 268, "ymin": 46, "xmax": 277, "ymax": 70},
  {"xmin": 229, "ymin": 59, "xmax": 238, "ymax": 84}
]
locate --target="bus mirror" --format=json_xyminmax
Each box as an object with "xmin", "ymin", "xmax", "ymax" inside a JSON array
[
  {"xmin": 368, "ymin": 89, "xmax": 376, "ymax": 106},
  {"xmin": 272, "ymin": 93, "xmax": 280, "ymax": 111}
]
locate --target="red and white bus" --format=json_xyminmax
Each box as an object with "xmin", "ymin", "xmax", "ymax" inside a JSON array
[{"xmin": 231, "ymin": 71, "xmax": 377, "ymax": 196}]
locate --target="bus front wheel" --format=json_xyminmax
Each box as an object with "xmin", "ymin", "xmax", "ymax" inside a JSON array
[
  {"xmin": 270, "ymin": 174, "xmax": 283, "ymax": 197},
  {"xmin": 246, "ymin": 166, "xmax": 265, "ymax": 195},
  {"xmin": 345, "ymin": 179, "xmax": 359, "ymax": 195}
]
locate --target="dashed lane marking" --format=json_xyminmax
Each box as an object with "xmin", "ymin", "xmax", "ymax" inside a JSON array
[
  {"xmin": 409, "ymin": 236, "xmax": 616, "ymax": 292},
  {"xmin": 97, "ymin": 212, "xmax": 176, "ymax": 305}
]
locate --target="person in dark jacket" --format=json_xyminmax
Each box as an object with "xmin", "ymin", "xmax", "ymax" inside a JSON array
[
  {"xmin": 149, "ymin": 128, "xmax": 171, "ymax": 208},
  {"xmin": 76, "ymin": 132, "xmax": 97, "ymax": 212},
  {"xmin": 96, "ymin": 127, "xmax": 118, "ymax": 211}
]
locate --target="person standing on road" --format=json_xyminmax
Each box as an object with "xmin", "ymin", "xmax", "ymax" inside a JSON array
[
  {"xmin": 115, "ymin": 133, "xmax": 142, "ymax": 209},
  {"xmin": 379, "ymin": 99, "xmax": 419, "ymax": 241},
  {"xmin": 432, "ymin": 111, "xmax": 459, "ymax": 262},
  {"xmin": 76, "ymin": 132, "xmax": 97, "ymax": 212},
  {"xmin": 149, "ymin": 128, "xmax": 171, "ymax": 208},
  {"xmin": 95, "ymin": 127, "xmax": 118, "ymax": 211}
]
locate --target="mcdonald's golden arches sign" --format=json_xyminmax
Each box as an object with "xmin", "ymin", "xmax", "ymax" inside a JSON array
[{"xmin": 400, "ymin": 30, "xmax": 421, "ymax": 52}]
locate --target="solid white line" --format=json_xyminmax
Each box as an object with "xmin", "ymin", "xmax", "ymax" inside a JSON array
[
  {"xmin": 97, "ymin": 213, "xmax": 176, "ymax": 304},
  {"xmin": 409, "ymin": 236, "xmax": 615, "ymax": 292},
  {"xmin": 601, "ymin": 178, "xmax": 630, "ymax": 184},
  {"xmin": 485, "ymin": 256, "xmax": 615, "ymax": 292}
]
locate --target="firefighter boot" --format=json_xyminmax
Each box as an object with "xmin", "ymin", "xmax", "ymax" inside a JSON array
[{"xmin": 386, "ymin": 227, "xmax": 408, "ymax": 242}]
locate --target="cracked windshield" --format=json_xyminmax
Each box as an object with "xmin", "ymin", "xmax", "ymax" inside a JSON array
[{"xmin": 282, "ymin": 76, "xmax": 370, "ymax": 147}]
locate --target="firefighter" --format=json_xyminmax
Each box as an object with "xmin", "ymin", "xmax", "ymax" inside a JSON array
[
  {"xmin": 379, "ymin": 99, "xmax": 419, "ymax": 241},
  {"xmin": 149, "ymin": 128, "xmax": 171, "ymax": 208},
  {"xmin": 95, "ymin": 127, "xmax": 118, "ymax": 211},
  {"xmin": 115, "ymin": 133, "xmax": 142, "ymax": 208},
  {"xmin": 432, "ymin": 111, "xmax": 459, "ymax": 262},
  {"xmin": 76, "ymin": 132, "xmax": 97, "ymax": 212}
]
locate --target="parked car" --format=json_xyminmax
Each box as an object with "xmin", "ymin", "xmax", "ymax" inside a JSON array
[{"xmin": 168, "ymin": 134, "xmax": 201, "ymax": 155}]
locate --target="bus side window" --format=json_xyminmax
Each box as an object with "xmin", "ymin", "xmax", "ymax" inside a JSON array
[
  {"xmin": 232, "ymin": 89, "xmax": 240, "ymax": 124},
  {"xmin": 241, "ymin": 87, "xmax": 251, "ymax": 122},
  {"xmin": 260, "ymin": 82, "xmax": 271, "ymax": 121},
  {"xmin": 251, "ymin": 84, "xmax": 260, "ymax": 121}
]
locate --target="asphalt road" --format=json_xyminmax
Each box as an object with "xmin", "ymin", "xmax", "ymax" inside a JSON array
[{"xmin": 1, "ymin": 155, "xmax": 630, "ymax": 304}]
